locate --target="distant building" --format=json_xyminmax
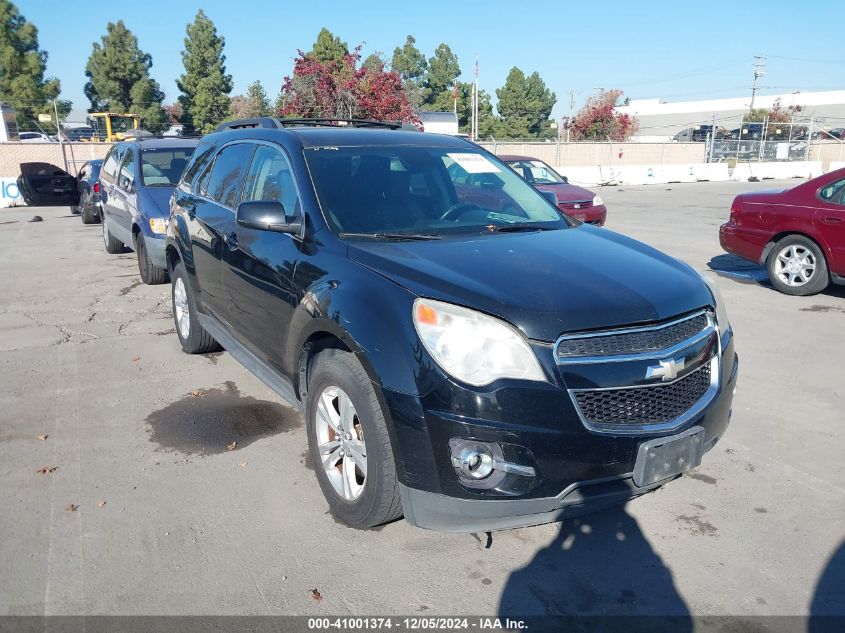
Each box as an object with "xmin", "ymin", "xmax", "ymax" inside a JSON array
[
  {"xmin": 418, "ymin": 111, "xmax": 459, "ymax": 135},
  {"xmin": 617, "ymin": 90, "xmax": 845, "ymax": 141}
]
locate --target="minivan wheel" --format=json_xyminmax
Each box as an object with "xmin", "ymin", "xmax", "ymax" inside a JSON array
[
  {"xmin": 170, "ymin": 261, "xmax": 221, "ymax": 354},
  {"xmin": 136, "ymin": 235, "xmax": 167, "ymax": 285},
  {"xmin": 102, "ymin": 218, "xmax": 124, "ymax": 254},
  {"xmin": 306, "ymin": 350, "xmax": 402, "ymax": 528},
  {"xmin": 767, "ymin": 235, "xmax": 829, "ymax": 296}
]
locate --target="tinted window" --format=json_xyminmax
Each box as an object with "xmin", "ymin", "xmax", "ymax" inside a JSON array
[
  {"xmin": 304, "ymin": 146, "xmax": 563, "ymax": 235},
  {"xmin": 242, "ymin": 145, "xmax": 300, "ymax": 217},
  {"xmin": 204, "ymin": 143, "xmax": 254, "ymax": 208},
  {"xmin": 141, "ymin": 147, "xmax": 196, "ymax": 186}
]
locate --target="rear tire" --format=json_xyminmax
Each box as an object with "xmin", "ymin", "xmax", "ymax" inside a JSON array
[
  {"xmin": 306, "ymin": 349, "xmax": 402, "ymax": 528},
  {"xmin": 81, "ymin": 205, "xmax": 99, "ymax": 224},
  {"xmin": 136, "ymin": 235, "xmax": 167, "ymax": 285},
  {"xmin": 766, "ymin": 235, "xmax": 829, "ymax": 296},
  {"xmin": 171, "ymin": 261, "xmax": 221, "ymax": 354},
  {"xmin": 102, "ymin": 217, "xmax": 124, "ymax": 254}
]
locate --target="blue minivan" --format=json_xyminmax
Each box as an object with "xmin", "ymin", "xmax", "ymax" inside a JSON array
[{"xmin": 99, "ymin": 138, "xmax": 198, "ymax": 284}]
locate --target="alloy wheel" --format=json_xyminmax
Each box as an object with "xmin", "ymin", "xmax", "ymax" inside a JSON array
[
  {"xmin": 774, "ymin": 244, "xmax": 816, "ymax": 287},
  {"xmin": 173, "ymin": 278, "xmax": 190, "ymax": 339},
  {"xmin": 314, "ymin": 386, "xmax": 367, "ymax": 501}
]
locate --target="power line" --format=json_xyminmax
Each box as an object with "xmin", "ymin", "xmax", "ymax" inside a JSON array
[{"xmin": 764, "ymin": 54, "xmax": 845, "ymax": 64}]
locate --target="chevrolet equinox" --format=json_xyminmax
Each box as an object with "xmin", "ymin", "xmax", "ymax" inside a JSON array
[{"xmin": 165, "ymin": 118, "xmax": 739, "ymax": 532}]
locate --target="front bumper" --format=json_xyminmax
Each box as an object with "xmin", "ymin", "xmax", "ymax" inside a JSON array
[{"xmin": 389, "ymin": 336, "xmax": 738, "ymax": 532}]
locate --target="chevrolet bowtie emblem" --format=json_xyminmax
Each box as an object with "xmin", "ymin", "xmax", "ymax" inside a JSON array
[{"xmin": 646, "ymin": 357, "xmax": 686, "ymax": 382}]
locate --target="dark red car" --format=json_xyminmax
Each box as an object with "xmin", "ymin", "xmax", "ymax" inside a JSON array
[
  {"xmin": 500, "ymin": 155, "xmax": 607, "ymax": 225},
  {"xmin": 719, "ymin": 167, "xmax": 845, "ymax": 295}
]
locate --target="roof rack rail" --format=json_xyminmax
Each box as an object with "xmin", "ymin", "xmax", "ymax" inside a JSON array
[
  {"xmin": 214, "ymin": 117, "xmax": 281, "ymax": 132},
  {"xmin": 214, "ymin": 117, "xmax": 403, "ymax": 133}
]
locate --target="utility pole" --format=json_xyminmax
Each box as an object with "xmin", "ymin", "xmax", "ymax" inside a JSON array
[
  {"xmin": 566, "ymin": 90, "xmax": 575, "ymax": 143},
  {"xmin": 750, "ymin": 56, "xmax": 766, "ymax": 113}
]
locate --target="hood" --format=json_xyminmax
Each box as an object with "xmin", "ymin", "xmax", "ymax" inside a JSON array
[
  {"xmin": 535, "ymin": 182, "xmax": 597, "ymax": 203},
  {"xmin": 138, "ymin": 186, "xmax": 176, "ymax": 217},
  {"xmin": 348, "ymin": 226, "xmax": 712, "ymax": 341}
]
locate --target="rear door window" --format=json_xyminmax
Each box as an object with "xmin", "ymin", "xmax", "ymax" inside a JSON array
[{"xmin": 204, "ymin": 143, "xmax": 255, "ymax": 208}]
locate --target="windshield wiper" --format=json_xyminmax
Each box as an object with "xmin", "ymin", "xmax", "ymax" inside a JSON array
[
  {"xmin": 484, "ymin": 224, "xmax": 557, "ymax": 233},
  {"xmin": 338, "ymin": 231, "xmax": 442, "ymax": 241}
]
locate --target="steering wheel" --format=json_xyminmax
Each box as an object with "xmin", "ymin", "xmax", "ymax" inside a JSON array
[{"xmin": 439, "ymin": 202, "xmax": 484, "ymax": 222}]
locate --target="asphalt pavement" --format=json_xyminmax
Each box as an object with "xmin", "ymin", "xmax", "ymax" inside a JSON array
[{"xmin": 0, "ymin": 180, "xmax": 843, "ymax": 620}]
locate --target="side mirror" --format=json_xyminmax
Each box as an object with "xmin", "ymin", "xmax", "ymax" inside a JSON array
[
  {"xmin": 236, "ymin": 200, "xmax": 301, "ymax": 234},
  {"xmin": 539, "ymin": 190, "xmax": 558, "ymax": 205}
]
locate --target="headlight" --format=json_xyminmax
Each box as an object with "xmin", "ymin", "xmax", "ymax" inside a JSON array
[
  {"xmin": 149, "ymin": 218, "xmax": 167, "ymax": 234},
  {"xmin": 413, "ymin": 298, "xmax": 545, "ymax": 386},
  {"xmin": 592, "ymin": 195, "xmax": 604, "ymax": 207},
  {"xmin": 701, "ymin": 272, "xmax": 730, "ymax": 332}
]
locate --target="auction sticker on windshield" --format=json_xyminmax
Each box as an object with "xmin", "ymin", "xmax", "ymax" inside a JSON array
[{"xmin": 447, "ymin": 153, "xmax": 501, "ymax": 174}]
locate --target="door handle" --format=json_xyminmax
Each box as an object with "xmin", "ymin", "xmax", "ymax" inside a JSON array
[
  {"xmin": 224, "ymin": 232, "xmax": 239, "ymax": 250},
  {"xmin": 822, "ymin": 216, "xmax": 842, "ymax": 224}
]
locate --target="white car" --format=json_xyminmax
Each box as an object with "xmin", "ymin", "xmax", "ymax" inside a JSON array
[{"xmin": 19, "ymin": 132, "xmax": 53, "ymax": 143}]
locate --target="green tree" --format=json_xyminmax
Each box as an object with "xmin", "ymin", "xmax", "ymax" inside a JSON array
[
  {"xmin": 0, "ymin": 0, "xmax": 65, "ymax": 131},
  {"xmin": 422, "ymin": 44, "xmax": 460, "ymax": 111},
  {"xmin": 308, "ymin": 28, "xmax": 348, "ymax": 63},
  {"xmin": 362, "ymin": 52, "xmax": 385, "ymax": 73},
  {"xmin": 246, "ymin": 80, "xmax": 271, "ymax": 117},
  {"xmin": 391, "ymin": 35, "xmax": 427, "ymax": 108},
  {"xmin": 176, "ymin": 10, "xmax": 232, "ymax": 133},
  {"xmin": 495, "ymin": 67, "xmax": 556, "ymax": 138},
  {"xmin": 84, "ymin": 20, "xmax": 167, "ymax": 132}
]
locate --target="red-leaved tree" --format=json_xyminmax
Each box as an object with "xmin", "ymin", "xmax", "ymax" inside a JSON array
[
  {"xmin": 279, "ymin": 46, "xmax": 418, "ymax": 125},
  {"xmin": 568, "ymin": 89, "xmax": 639, "ymax": 141}
]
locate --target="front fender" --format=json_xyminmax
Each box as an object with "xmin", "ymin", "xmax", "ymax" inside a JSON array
[{"xmin": 285, "ymin": 257, "xmax": 445, "ymax": 398}]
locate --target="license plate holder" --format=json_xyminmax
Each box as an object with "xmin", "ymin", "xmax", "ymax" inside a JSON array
[{"xmin": 633, "ymin": 426, "xmax": 704, "ymax": 487}]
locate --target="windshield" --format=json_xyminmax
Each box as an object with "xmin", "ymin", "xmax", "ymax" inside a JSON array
[
  {"xmin": 304, "ymin": 146, "xmax": 566, "ymax": 237},
  {"xmin": 141, "ymin": 147, "xmax": 196, "ymax": 186},
  {"xmin": 506, "ymin": 159, "xmax": 567, "ymax": 185}
]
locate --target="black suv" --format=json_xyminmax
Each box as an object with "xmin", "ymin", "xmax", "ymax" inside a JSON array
[{"xmin": 166, "ymin": 118, "xmax": 739, "ymax": 532}]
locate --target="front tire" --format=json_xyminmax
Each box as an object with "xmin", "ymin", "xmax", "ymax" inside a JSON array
[
  {"xmin": 306, "ymin": 349, "xmax": 402, "ymax": 528},
  {"xmin": 171, "ymin": 261, "xmax": 221, "ymax": 354},
  {"xmin": 102, "ymin": 217, "xmax": 124, "ymax": 254},
  {"xmin": 136, "ymin": 235, "xmax": 167, "ymax": 285},
  {"xmin": 766, "ymin": 235, "xmax": 829, "ymax": 296}
]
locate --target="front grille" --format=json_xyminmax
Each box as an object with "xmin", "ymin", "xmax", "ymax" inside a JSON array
[
  {"xmin": 557, "ymin": 312, "xmax": 709, "ymax": 359},
  {"xmin": 572, "ymin": 362, "xmax": 712, "ymax": 427},
  {"xmin": 558, "ymin": 200, "xmax": 593, "ymax": 210}
]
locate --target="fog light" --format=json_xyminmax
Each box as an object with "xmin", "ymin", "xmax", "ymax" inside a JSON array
[{"xmin": 457, "ymin": 448, "xmax": 494, "ymax": 479}]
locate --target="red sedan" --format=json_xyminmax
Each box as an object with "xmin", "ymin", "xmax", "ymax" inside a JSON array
[
  {"xmin": 500, "ymin": 155, "xmax": 608, "ymax": 225},
  {"xmin": 719, "ymin": 167, "xmax": 845, "ymax": 295}
]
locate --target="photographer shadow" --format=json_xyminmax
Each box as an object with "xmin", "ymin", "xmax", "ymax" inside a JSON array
[{"xmin": 498, "ymin": 504, "xmax": 691, "ymax": 632}]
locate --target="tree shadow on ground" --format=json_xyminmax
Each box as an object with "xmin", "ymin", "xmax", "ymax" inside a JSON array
[{"xmin": 498, "ymin": 504, "xmax": 691, "ymax": 633}]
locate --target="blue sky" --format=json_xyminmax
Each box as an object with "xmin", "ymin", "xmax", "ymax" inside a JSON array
[{"xmin": 18, "ymin": 0, "xmax": 845, "ymax": 124}]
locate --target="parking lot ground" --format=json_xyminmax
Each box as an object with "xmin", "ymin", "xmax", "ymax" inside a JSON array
[{"xmin": 0, "ymin": 180, "xmax": 843, "ymax": 619}]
